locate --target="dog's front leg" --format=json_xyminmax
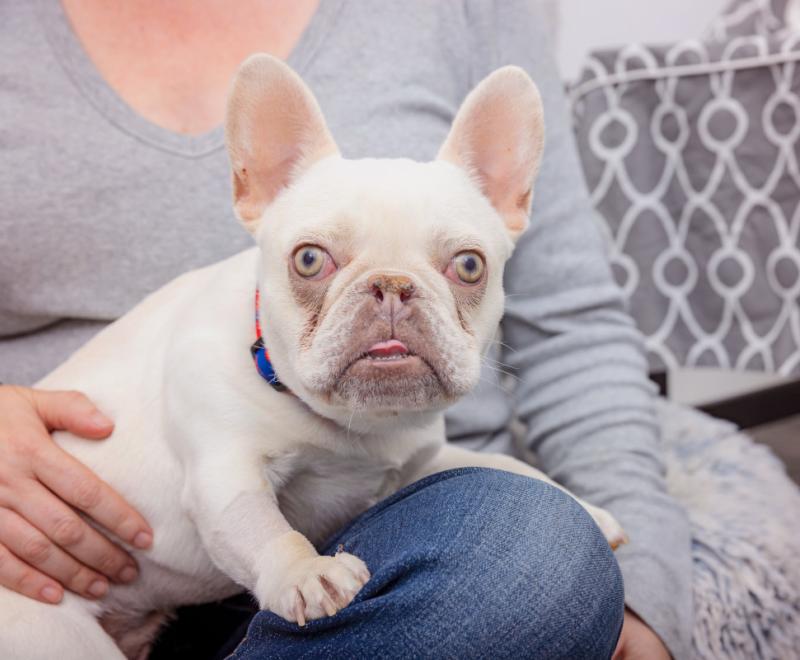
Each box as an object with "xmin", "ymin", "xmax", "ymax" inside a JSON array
[
  {"xmin": 184, "ymin": 450, "xmax": 370, "ymax": 625},
  {"xmin": 404, "ymin": 444, "xmax": 628, "ymax": 549}
]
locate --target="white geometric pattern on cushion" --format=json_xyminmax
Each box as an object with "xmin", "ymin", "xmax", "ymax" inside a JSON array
[
  {"xmin": 571, "ymin": 34, "xmax": 800, "ymax": 374},
  {"xmin": 707, "ymin": 0, "xmax": 795, "ymax": 41}
]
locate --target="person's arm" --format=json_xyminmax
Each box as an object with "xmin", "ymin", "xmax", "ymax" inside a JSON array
[
  {"xmin": 0, "ymin": 385, "xmax": 153, "ymax": 603},
  {"xmin": 466, "ymin": 1, "xmax": 693, "ymax": 656}
]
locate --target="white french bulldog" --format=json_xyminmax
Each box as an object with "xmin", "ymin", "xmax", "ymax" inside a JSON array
[{"xmin": 0, "ymin": 55, "xmax": 625, "ymax": 659}]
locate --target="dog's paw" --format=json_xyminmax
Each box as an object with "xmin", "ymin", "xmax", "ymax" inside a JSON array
[
  {"xmin": 585, "ymin": 504, "xmax": 628, "ymax": 551},
  {"xmin": 263, "ymin": 550, "xmax": 370, "ymax": 625}
]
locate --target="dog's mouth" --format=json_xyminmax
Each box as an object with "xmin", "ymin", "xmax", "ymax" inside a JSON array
[
  {"xmin": 331, "ymin": 337, "xmax": 445, "ymax": 410},
  {"xmin": 345, "ymin": 338, "xmax": 432, "ymax": 375},
  {"xmin": 360, "ymin": 339, "xmax": 414, "ymax": 363},
  {"xmin": 309, "ymin": 306, "xmax": 468, "ymax": 410},
  {"xmin": 339, "ymin": 337, "xmax": 439, "ymax": 385}
]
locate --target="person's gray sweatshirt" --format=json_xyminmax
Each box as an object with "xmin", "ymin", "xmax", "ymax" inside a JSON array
[{"xmin": 0, "ymin": 0, "xmax": 692, "ymax": 654}]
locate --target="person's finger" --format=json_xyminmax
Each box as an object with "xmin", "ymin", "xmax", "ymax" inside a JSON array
[
  {"xmin": 32, "ymin": 389, "xmax": 114, "ymax": 439},
  {"xmin": 0, "ymin": 508, "xmax": 109, "ymax": 599},
  {"xmin": 0, "ymin": 541, "xmax": 64, "ymax": 605},
  {"xmin": 32, "ymin": 442, "xmax": 153, "ymax": 549},
  {"xmin": 10, "ymin": 482, "xmax": 140, "ymax": 585}
]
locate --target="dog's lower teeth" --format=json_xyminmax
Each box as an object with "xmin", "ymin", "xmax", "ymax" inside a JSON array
[{"xmin": 369, "ymin": 354, "xmax": 406, "ymax": 361}]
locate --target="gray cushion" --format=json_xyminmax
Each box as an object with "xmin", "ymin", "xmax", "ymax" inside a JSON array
[{"xmin": 571, "ymin": 34, "xmax": 800, "ymax": 374}]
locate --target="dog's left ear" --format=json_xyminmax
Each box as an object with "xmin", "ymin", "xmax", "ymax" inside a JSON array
[
  {"xmin": 225, "ymin": 54, "xmax": 339, "ymax": 232},
  {"xmin": 438, "ymin": 66, "xmax": 545, "ymax": 240}
]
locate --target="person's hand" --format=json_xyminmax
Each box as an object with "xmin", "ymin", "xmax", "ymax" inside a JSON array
[
  {"xmin": 613, "ymin": 608, "xmax": 670, "ymax": 659},
  {"xmin": 0, "ymin": 385, "xmax": 153, "ymax": 604}
]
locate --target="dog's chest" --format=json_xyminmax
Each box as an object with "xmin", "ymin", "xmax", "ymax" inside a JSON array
[{"xmin": 266, "ymin": 447, "xmax": 402, "ymax": 546}]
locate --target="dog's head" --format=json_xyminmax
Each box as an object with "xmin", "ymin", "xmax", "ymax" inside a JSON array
[{"xmin": 225, "ymin": 55, "xmax": 544, "ymax": 429}]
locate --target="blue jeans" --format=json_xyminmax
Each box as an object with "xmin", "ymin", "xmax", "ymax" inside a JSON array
[{"xmin": 231, "ymin": 468, "xmax": 624, "ymax": 659}]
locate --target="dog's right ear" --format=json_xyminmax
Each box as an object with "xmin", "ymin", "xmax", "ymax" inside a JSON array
[{"xmin": 225, "ymin": 54, "xmax": 339, "ymax": 233}]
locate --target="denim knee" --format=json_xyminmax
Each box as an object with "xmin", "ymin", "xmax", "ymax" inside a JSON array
[
  {"xmin": 234, "ymin": 467, "xmax": 625, "ymax": 660},
  {"xmin": 430, "ymin": 468, "xmax": 626, "ymax": 659}
]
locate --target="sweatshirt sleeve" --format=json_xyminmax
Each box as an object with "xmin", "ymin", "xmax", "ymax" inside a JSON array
[{"xmin": 465, "ymin": 1, "xmax": 694, "ymax": 655}]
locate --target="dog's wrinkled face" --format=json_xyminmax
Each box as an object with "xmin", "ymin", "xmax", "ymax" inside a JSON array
[
  {"xmin": 256, "ymin": 158, "xmax": 508, "ymax": 416},
  {"xmin": 225, "ymin": 55, "xmax": 544, "ymax": 427}
]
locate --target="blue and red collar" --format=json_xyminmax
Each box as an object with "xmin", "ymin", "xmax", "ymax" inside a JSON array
[{"xmin": 250, "ymin": 288, "xmax": 287, "ymax": 392}]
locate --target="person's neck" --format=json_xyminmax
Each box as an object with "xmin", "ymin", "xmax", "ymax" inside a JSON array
[{"xmin": 60, "ymin": 0, "xmax": 319, "ymax": 135}]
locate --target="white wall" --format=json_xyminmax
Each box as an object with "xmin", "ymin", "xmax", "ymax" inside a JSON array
[{"xmin": 553, "ymin": 0, "xmax": 730, "ymax": 81}]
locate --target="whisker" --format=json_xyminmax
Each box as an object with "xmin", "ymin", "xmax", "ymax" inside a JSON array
[
  {"xmin": 482, "ymin": 355, "xmax": 516, "ymax": 370},
  {"xmin": 485, "ymin": 338, "xmax": 517, "ymax": 353},
  {"xmin": 346, "ymin": 408, "xmax": 357, "ymax": 440},
  {"xmin": 479, "ymin": 356, "xmax": 521, "ymax": 382}
]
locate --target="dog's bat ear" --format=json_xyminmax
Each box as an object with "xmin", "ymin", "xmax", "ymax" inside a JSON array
[
  {"xmin": 438, "ymin": 66, "xmax": 545, "ymax": 241},
  {"xmin": 225, "ymin": 54, "xmax": 339, "ymax": 233}
]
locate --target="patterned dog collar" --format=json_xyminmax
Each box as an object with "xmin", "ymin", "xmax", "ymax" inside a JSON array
[{"xmin": 251, "ymin": 288, "xmax": 287, "ymax": 392}]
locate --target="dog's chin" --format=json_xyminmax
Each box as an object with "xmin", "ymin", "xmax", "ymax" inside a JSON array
[{"xmin": 330, "ymin": 354, "xmax": 450, "ymax": 412}]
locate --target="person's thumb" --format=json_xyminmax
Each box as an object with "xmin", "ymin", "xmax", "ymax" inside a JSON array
[{"xmin": 32, "ymin": 389, "xmax": 114, "ymax": 439}]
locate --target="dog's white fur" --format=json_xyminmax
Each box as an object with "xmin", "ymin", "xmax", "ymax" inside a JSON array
[{"xmin": 0, "ymin": 55, "xmax": 624, "ymax": 659}]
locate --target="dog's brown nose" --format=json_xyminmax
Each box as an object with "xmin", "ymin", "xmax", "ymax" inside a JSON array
[{"xmin": 368, "ymin": 274, "xmax": 416, "ymax": 304}]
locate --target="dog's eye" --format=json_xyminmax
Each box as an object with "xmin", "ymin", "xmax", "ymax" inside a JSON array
[
  {"xmin": 452, "ymin": 251, "xmax": 485, "ymax": 284},
  {"xmin": 293, "ymin": 245, "xmax": 328, "ymax": 278}
]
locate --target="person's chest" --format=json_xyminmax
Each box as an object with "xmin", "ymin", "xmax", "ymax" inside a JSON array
[
  {"xmin": 0, "ymin": 0, "xmax": 472, "ymax": 336},
  {"xmin": 58, "ymin": 0, "xmax": 320, "ymax": 136}
]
